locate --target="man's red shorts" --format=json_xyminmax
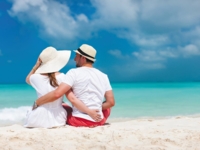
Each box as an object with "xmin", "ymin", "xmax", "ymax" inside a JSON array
[{"xmin": 62, "ymin": 103, "xmax": 110, "ymax": 127}]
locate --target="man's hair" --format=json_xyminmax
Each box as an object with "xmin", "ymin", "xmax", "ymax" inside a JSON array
[
  {"xmin": 80, "ymin": 55, "xmax": 94, "ymax": 64},
  {"xmin": 86, "ymin": 58, "xmax": 94, "ymax": 64}
]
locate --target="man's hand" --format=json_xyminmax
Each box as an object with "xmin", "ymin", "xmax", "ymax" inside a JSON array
[{"xmin": 87, "ymin": 109, "xmax": 102, "ymax": 122}]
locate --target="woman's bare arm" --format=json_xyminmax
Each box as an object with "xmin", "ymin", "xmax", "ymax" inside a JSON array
[
  {"xmin": 65, "ymin": 90, "xmax": 101, "ymax": 121},
  {"xmin": 26, "ymin": 58, "xmax": 42, "ymax": 84}
]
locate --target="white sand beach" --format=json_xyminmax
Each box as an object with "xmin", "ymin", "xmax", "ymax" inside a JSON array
[{"xmin": 0, "ymin": 117, "xmax": 200, "ymax": 150}]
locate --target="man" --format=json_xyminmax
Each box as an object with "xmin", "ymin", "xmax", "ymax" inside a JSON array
[{"xmin": 35, "ymin": 44, "xmax": 115, "ymax": 127}]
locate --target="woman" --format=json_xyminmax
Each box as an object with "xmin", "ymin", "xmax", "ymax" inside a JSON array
[{"xmin": 24, "ymin": 46, "xmax": 71, "ymax": 128}]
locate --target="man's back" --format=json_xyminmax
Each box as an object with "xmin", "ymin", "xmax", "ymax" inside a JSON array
[{"xmin": 63, "ymin": 67, "xmax": 112, "ymax": 121}]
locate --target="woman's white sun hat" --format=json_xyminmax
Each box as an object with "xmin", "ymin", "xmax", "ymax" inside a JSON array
[
  {"xmin": 74, "ymin": 44, "xmax": 96, "ymax": 62},
  {"xmin": 35, "ymin": 46, "xmax": 71, "ymax": 74}
]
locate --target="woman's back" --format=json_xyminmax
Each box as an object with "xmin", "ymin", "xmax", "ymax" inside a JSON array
[
  {"xmin": 30, "ymin": 73, "xmax": 65, "ymax": 108},
  {"xmin": 24, "ymin": 73, "xmax": 67, "ymax": 128}
]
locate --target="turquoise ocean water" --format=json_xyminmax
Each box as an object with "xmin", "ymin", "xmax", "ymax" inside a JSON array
[{"xmin": 1, "ymin": 82, "xmax": 200, "ymax": 126}]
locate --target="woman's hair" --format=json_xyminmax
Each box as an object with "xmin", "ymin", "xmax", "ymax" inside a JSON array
[{"xmin": 47, "ymin": 73, "xmax": 58, "ymax": 87}]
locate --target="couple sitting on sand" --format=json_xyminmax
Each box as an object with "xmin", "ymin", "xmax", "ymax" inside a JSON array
[{"xmin": 24, "ymin": 44, "xmax": 115, "ymax": 128}]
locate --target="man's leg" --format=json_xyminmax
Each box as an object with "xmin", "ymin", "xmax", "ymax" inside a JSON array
[{"xmin": 99, "ymin": 108, "xmax": 111, "ymax": 125}]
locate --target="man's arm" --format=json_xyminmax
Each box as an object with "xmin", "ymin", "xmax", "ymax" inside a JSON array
[
  {"xmin": 65, "ymin": 91, "xmax": 101, "ymax": 121},
  {"xmin": 102, "ymin": 90, "xmax": 115, "ymax": 110},
  {"xmin": 36, "ymin": 83, "xmax": 71, "ymax": 106}
]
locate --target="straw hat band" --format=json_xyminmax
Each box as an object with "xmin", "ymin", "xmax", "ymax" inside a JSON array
[{"xmin": 77, "ymin": 48, "xmax": 95, "ymax": 59}]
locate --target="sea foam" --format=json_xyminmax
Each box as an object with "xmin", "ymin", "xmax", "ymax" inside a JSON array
[{"xmin": 0, "ymin": 106, "xmax": 31, "ymax": 126}]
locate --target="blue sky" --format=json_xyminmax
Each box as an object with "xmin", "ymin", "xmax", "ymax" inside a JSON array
[{"xmin": 1, "ymin": 0, "xmax": 200, "ymax": 84}]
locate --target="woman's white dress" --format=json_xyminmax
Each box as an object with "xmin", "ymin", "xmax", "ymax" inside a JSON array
[{"xmin": 24, "ymin": 73, "xmax": 67, "ymax": 128}]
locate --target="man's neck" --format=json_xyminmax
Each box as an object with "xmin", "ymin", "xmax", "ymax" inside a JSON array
[{"xmin": 82, "ymin": 63, "xmax": 93, "ymax": 68}]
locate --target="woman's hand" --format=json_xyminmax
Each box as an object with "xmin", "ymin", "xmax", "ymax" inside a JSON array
[
  {"xmin": 26, "ymin": 58, "xmax": 42, "ymax": 84},
  {"xmin": 35, "ymin": 58, "xmax": 42, "ymax": 68},
  {"xmin": 87, "ymin": 109, "xmax": 102, "ymax": 122},
  {"xmin": 32, "ymin": 58, "xmax": 42, "ymax": 72}
]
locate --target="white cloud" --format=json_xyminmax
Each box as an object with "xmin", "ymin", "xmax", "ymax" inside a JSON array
[
  {"xmin": 131, "ymin": 43, "xmax": 200, "ymax": 70},
  {"xmin": 140, "ymin": 0, "xmax": 200, "ymax": 28},
  {"xmin": 133, "ymin": 46, "xmax": 199, "ymax": 61},
  {"xmin": 9, "ymin": 0, "xmax": 46, "ymax": 12},
  {"xmin": 8, "ymin": 0, "xmax": 200, "ymax": 71},
  {"xmin": 133, "ymin": 50, "xmax": 165, "ymax": 62},
  {"xmin": 137, "ymin": 62, "xmax": 165, "ymax": 70},
  {"xmin": 90, "ymin": 0, "xmax": 200, "ymax": 47},
  {"xmin": 159, "ymin": 48, "xmax": 178, "ymax": 58},
  {"xmin": 76, "ymin": 14, "xmax": 89, "ymax": 23},
  {"xmin": 131, "ymin": 34, "xmax": 170, "ymax": 48},
  {"xmin": 179, "ymin": 44, "xmax": 200, "ymax": 57},
  {"xmin": 181, "ymin": 26, "xmax": 200, "ymax": 48},
  {"xmin": 8, "ymin": 0, "xmax": 90, "ymax": 44},
  {"xmin": 91, "ymin": 0, "xmax": 138, "ymax": 29},
  {"xmin": 108, "ymin": 49, "xmax": 129, "ymax": 59},
  {"xmin": 8, "ymin": 0, "xmax": 200, "ymax": 47}
]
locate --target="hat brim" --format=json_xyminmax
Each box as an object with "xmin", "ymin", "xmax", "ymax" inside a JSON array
[
  {"xmin": 73, "ymin": 50, "xmax": 96, "ymax": 62},
  {"xmin": 35, "ymin": 50, "xmax": 71, "ymax": 74}
]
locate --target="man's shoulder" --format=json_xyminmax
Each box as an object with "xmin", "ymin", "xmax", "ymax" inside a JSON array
[
  {"xmin": 67, "ymin": 68, "xmax": 79, "ymax": 73},
  {"xmin": 65, "ymin": 68, "xmax": 81, "ymax": 76},
  {"xmin": 93, "ymin": 68, "xmax": 108, "ymax": 76},
  {"xmin": 67, "ymin": 67, "xmax": 93, "ymax": 72},
  {"xmin": 66, "ymin": 67, "xmax": 108, "ymax": 77}
]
